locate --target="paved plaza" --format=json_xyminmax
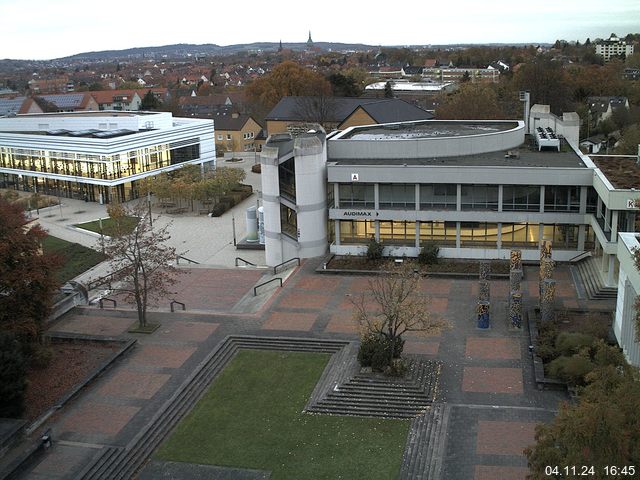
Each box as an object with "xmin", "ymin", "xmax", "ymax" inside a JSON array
[
  {"xmin": 13, "ymin": 170, "xmax": 616, "ymax": 480},
  {"xmin": 15, "ymin": 248, "xmax": 614, "ymax": 480}
]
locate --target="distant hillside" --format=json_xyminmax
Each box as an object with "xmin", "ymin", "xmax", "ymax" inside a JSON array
[{"xmin": 59, "ymin": 42, "xmax": 377, "ymax": 61}]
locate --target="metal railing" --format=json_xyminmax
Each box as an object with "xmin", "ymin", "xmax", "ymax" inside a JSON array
[
  {"xmin": 98, "ymin": 298, "xmax": 117, "ymax": 309},
  {"xmin": 235, "ymin": 257, "xmax": 257, "ymax": 267},
  {"xmin": 273, "ymin": 257, "xmax": 300, "ymax": 275},
  {"xmin": 568, "ymin": 251, "xmax": 592, "ymax": 263},
  {"xmin": 176, "ymin": 255, "xmax": 199, "ymax": 265},
  {"xmin": 254, "ymin": 277, "xmax": 282, "ymax": 296},
  {"xmin": 170, "ymin": 300, "xmax": 186, "ymax": 312}
]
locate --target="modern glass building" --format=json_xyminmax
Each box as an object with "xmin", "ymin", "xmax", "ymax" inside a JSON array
[
  {"xmin": 260, "ymin": 108, "xmax": 640, "ymax": 294},
  {"xmin": 0, "ymin": 111, "xmax": 215, "ymax": 203}
]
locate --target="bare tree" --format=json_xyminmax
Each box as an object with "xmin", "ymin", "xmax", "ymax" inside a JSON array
[
  {"xmin": 293, "ymin": 95, "xmax": 338, "ymax": 131},
  {"xmin": 102, "ymin": 203, "xmax": 184, "ymax": 328},
  {"xmin": 352, "ymin": 265, "xmax": 449, "ymax": 368}
]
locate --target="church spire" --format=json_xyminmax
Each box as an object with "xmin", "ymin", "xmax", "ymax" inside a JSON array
[
  {"xmin": 278, "ymin": 39, "xmax": 283, "ymax": 52},
  {"xmin": 307, "ymin": 31, "xmax": 313, "ymax": 46}
]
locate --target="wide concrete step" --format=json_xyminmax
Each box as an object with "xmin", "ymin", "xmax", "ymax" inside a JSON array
[{"xmin": 575, "ymin": 257, "xmax": 618, "ymax": 300}]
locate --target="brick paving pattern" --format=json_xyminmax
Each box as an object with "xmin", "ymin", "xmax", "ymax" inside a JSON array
[
  {"xmin": 25, "ymin": 260, "xmax": 595, "ymax": 480},
  {"xmin": 476, "ymin": 420, "xmax": 538, "ymax": 455},
  {"xmin": 465, "ymin": 337, "xmax": 521, "ymax": 360},
  {"xmin": 462, "ymin": 367, "xmax": 524, "ymax": 394}
]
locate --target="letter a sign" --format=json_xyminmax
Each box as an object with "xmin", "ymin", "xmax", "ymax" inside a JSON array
[{"xmin": 351, "ymin": 173, "xmax": 359, "ymax": 181}]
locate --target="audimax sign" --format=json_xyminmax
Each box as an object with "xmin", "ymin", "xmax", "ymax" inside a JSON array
[{"xmin": 342, "ymin": 210, "xmax": 379, "ymax": 217}]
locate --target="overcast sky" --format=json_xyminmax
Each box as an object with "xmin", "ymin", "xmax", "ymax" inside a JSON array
[{"xmin": 1, "ymin": 0, "xmax": 638, "ymax": 60}]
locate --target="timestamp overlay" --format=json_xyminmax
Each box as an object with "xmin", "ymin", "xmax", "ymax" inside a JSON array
[{"xmin": 545, "ymin": 465, "xmax": 637, "ymax": 477}]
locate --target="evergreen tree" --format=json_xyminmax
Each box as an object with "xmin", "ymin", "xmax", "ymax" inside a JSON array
[
  {"xmin": 384, "ymin": 81, "xmax": 393, "ymax": 98},
  {"xmin": 140, "ymin": 90, "xmax": 161, "ymax": 110}
]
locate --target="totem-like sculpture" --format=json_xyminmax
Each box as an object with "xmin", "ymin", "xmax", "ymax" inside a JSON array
[
  {"xmin": 509, "ymin": 249, "xmax": 523, "ymax": 329},
  {"xmin": 540, "ymin": 278, "xmax": 556, "ymax": 322},
  {"xmin": 477, "ymin": 301, "xmax": 490, "ymax": 329},
  {"xmin": 509, "ymin": 291, "xmax": 523, "ymax": 328}
]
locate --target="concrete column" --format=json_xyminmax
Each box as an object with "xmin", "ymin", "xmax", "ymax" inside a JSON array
[
  {"xmin": 611, "ymin": 210, "xmax": 619, "ymax": 240},
  {"xmin": 579, "ymin": 186, "xmax": 588, "ymax": 214},
  {"xmin": 333, "ymin": 183, "xmax": 340, "ymax": 208},
  {"xmin": 415, "ymin": 184, "xmax": 420, "ymax": 212},
  {"xmin": 415, "ymin": 222, "xmax": 420, "ymax": 249},
  {"xmin": 456, "ymin": 184, "xmax": 462, "ymax": 211},
  {"xmin": 498, "ymin": 185, "xmax": 503, "ymax": 212},
  {"xmin": 539, "ymin": 185, "xmax": 545, "ymax": 213},
  {"xmin": 497, "ymin": 222, "xmax": 502, "ymax": 249},
  {"xmin": 456, "ymin": 221, "xmax": 461, "ymax": 249},
  {"xmin": 374, "ymin": 183, "xmax": 379, "ymax": 210},
  {"xmin": 375, "ymin": 220, "xmax": 380, "ymax": 242},
  {"xmin": 607, "ymin": 254, "xmax": 616, "ymax": 287},
  {"xmin": 578, "ymin": 224, "xmax": 586, "ymax": 251},
  {"xmin": 334, "ymin": 220, "xmax": 341, "ymax": 246}
]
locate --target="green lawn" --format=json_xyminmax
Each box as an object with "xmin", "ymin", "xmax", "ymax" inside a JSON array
[
  {"xmin": 157, "ymin": 350, "xmax": 410, "ymax": 479},
  {"xmin": 74, "ymin": 216, "xmax": 138, "ymax": 236},
  {"xmin": 42, "ymin": 235, "xmax": 106, "ymax": 283}
]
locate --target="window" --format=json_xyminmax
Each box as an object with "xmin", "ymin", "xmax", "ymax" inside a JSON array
[
  {"xmin": 501, "ymin": 223, "xmax": 541, "ymax": 247},
  {"xmin": 338, "ymin": 183, "xmax": 374, "ymax": 208},
  {"xmin": 502, "ymin": 185, "xmax": 540, "ymax": 211},
  {"xmin": 379, "ymin": 221, "xmax": 416, "ymax": 245},
  {"xmin": 280, "ymin": 204, "xmax": 297, "ymax": 239},
  {"xmin": 542, "ymin": 224, "xmax": 579, "ymax": 249},
  {"xmin": 278, "ymin": 157, "xmax": 296, "ymax": 201},
  {"xmin": 420, "ymin": 184, "xmax": 457, "ymax": 210},
  {"xmin": 419, "ymin": 221, "xmax": 456, "ymax": 246},
  {"xmin": 586, "ymin": 187, "xmax": 598, "ymax": 214},
  {"xmin": 461, "ymin": 185, "xmax": 498, "ymax": 211},
  {"xmin": 544, "ymin": 186, "xmax": 580, "ymax": 212},
  {"xmin": 459, "ymin": 222, "xmax": 499, "ymax": 247},
  {"xmin": 217, "ymin": 134, "xmax": 223, "ymax": 141},
  {"xmin": 339, "ymin": 220, "xmax": 375, "ymax": 244},
  {"xmin": 226, "ymin": 134, "xmax": 232, "ymax": 141},
  {"xmin": 379, "ymin": 184, "xmax": 415, "ymax": 209}
]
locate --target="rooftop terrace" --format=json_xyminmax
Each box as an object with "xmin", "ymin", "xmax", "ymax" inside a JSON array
[
  {"xmin": 339, "ymin": 121, "xmax": 519, "ymax": 140},
  {"xmin": 592, "ymin": 155, "xmax": 640, "ymax": 190}
]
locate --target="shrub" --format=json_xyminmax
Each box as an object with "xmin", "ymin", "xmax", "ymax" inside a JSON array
[
  {"xmin": 210, "ymin": 203, "xmax": 229, "ymax": 217},
  {"xmin": 547, "ymin": 354, "xmax": 595, "ymax": 386},
  {"xmin": 251, "ymin": 163, "xmax": 261, "ymax": 174},
  {"xmin": 366, "ymin": 238, "xmax": 384, "ymax": 260},
  {"xmin": 592, "ymin": 339, "xmax": 626, "ymax": 368},
  {"xmin": 386, "ymin": 358, "xmax": 408, "ymax": 377},
  {"xmin": 417, "ymin": 243, "xmax": 439, "ymax": 265},
  {"xmin": 0, "ymin": 332, "xmax": 27, "ymax": 418},
  {"xmin": 555, "ymin": 332, "xmax": 596, "ymax": 356},
  {"xmin": 358, "ymin": 332, "xmax": 405, "ymax": 373},
  {"xmin": 29, "ymin": 344, "xmax": 53, "ymax": 369}
]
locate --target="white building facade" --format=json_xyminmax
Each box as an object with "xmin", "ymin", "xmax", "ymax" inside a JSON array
[
  {"xmin": 614, "ymin": 232, "xmax": 640, "ymax": 367},
  {"xmin": 0, "ymin": 111, "xmax": 215, "ymax": 203}
]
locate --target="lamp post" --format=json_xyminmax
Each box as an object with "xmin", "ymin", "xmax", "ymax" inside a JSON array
[{"xmin": 147, "ymin": 191, "xmax": 153, "ymax": 227}]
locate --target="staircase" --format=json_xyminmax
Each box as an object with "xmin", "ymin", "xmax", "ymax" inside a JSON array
[
  {"xmin": 305, "ymin": 357, "xmax": 441, "ymax": 419},
  {"xmin": 573, "ymin": 256, "xmax": 618, "ymax": 300},
  {"xmin": 399, "ymin": 404, "xmax": 450, "ymax": 480}
]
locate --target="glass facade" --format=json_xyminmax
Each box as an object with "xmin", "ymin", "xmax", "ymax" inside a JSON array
[
  {"xmin": 502, "ymin": 185, "xmax": 540, "ymax": 211},
  {"xmin": 419, "ymin": 221, "xmax": 456, "ymax": 246},
  {"xmin": 501, "ymin": 223, "xmax": 542, "ymax": 247},
  {"xmin": 459, "ymin": 222, "xmax": 500, "ymax": 247},
  {"xmin": 338, "ymin": 183, "xmax": 374, "ymax": 208},
  {"xmin": 420, "ymin": 184, "xmax": 457, "ymax": 210},
  {"xmin": 278, "ymin": 157, "xmax": 296, "ymax": 201},
  {"xmin": 0, "ymin": 142, "xmax": 199, "ymax": 182},
  {"xmin": 379, "ymin": 184, "xmax": 415, "ymax": 209},
  {"xmin": 280, "ymin": 204, "xmax": 297, "ymax": 239},
  {"xmin": 542, "ymin": 224, "xmax": 579, "ymax": 249},
  {"xmin": 544, "ymin": 185, "xmax": 580, "ymax": 212},
  {"xmin": 461, "ymin": 185, "xmax": 499, "ymax": 211},
  {"xmin": 379, "ymin": 221, "xmax": 416, "ymax": 244},
  {"xmin": 339, "ymin": 220, "xmax": 375, "ymax": 244}
]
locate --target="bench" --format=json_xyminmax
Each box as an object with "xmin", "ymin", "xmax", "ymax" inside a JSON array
[{"xmin": 167, "ymin": 207, "xmax": 187, "ymax": 214}]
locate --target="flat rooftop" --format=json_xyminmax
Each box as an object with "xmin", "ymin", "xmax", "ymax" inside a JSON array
[
  {"xmin": 339, "ymin": 121, "xmax": 519, "ymax": 140},
  {"xmin": 592, "ymin": 155, "xmax": 640, "ymax": 189},
  {"xmin": 330, "ymin": 136, "xmax": 586, "ymax": 169},
  {"xmin": 14, "ymin": 111, "xmax": 157, "ymax": 118}
]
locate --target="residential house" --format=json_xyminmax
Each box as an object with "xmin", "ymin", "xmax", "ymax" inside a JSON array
[
  {"xmin": 213, "ymin": 112, "xmax": 263, "ymax": 153},
  {"xmin": 265, "ymin": 97, "xmax": 434, "ymax": 136},
  {"xmin": 587, "ymin": 96, "xmax": 630, "ymax": 125},
  {"xmin": 20, "ymin": 93, "xmax": 99, "ymax": 113},
  {"xmin": 91, "ymin": 90, "xmax": 143, "ymax": 111}
]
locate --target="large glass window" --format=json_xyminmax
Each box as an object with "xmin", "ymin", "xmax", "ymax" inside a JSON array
[
  {"xmin": 501, "ymin": 223, "xmax": 541, "ymax": 247},
  {"xmin": 542, "ymin": 224, "xmax": 579, "ymax": 249},
  {"xmin": 461, "ymin": 185, "xmax": 498, "ymax": 211},
  {"xmin": 544, "ymin": 186, "xmax": 580, "ymax": 212},
  {"xmin": 339, "ymin": 220, "xmax": 375, "ymax": 244},
  {"xmin": 379, "ymin": 221, "xmax": 416, "ymax": 245},
  {"xmin": 419, "ymin": 221, "xmax": 456, "ymax": 246},
  {"xmin": 379, "ymin": 184, "xmax": 415, "ymax": 209},
  {"xmin": 584, "ymin": 225, "xmax": 595, "ymax": 249},
  {"xmin": 459, "ymin": 222, "xmax": 499, "ymax": 247},
  {"xmin": 502, "ymin": 185, "xmax": 540, "ymax": 211},
  {"xmin": 280, "ymin": 204, "xmax": 297, "ymax": 239},
  {"xmin": 420, "ymin": 184, "xmax": 457, "ymax": 210},
  {"xmin": 278, "ymin": 157, "xmax": 296, "ymax": 201},
  {"xmin": 338, "ymin": 183, "xmax": 374, "ymax": 208}
]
